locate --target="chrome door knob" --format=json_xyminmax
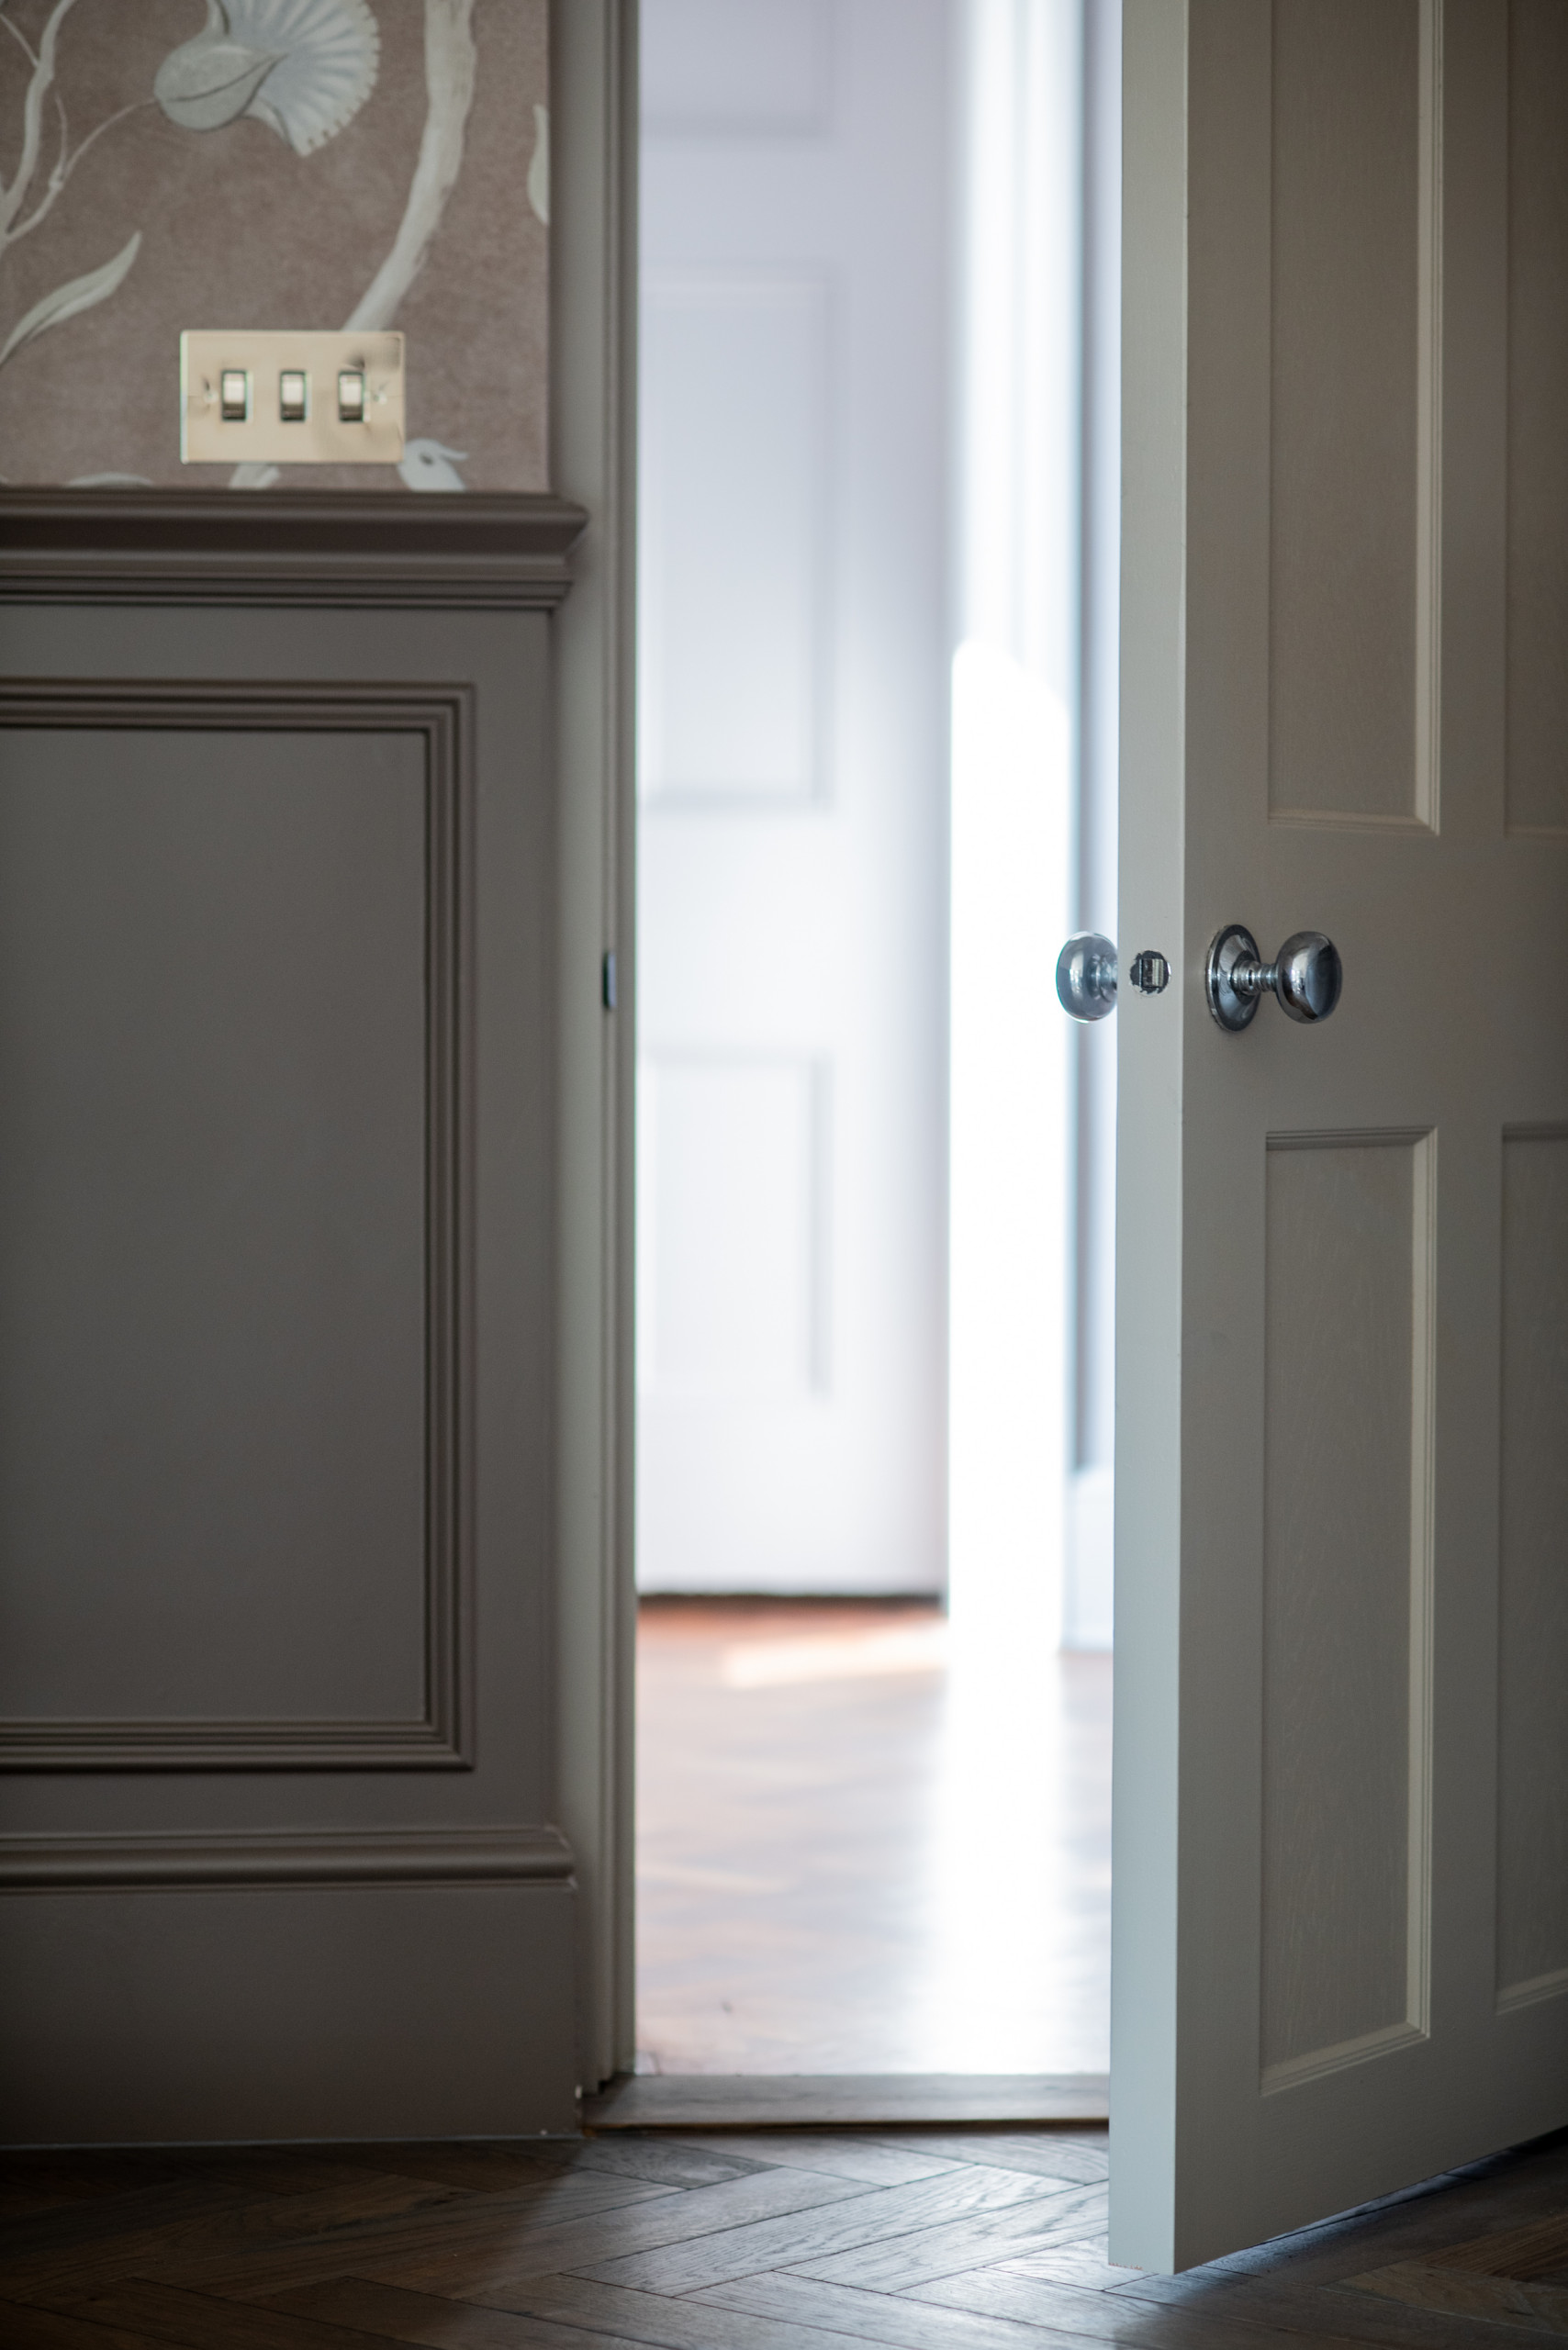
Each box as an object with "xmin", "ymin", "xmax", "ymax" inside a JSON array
[
  {"xmin": 1205, "ymin": 924, "xmax": 1341, "ymax": 1031},
  {"xmin": 1057, "ymin": 935, "xmax": 1170, "ymax": 1022},
  {"xmin": 1056, "ymin": 933, "xmax": 1117, "ymax": 1022}
]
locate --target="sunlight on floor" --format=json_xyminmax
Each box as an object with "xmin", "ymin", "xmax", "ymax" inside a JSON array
[{"xmin": 636, "ymin": 1600, "xmax": 1111, "ymax": 2076}]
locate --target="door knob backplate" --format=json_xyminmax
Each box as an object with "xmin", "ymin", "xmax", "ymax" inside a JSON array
[{"xmin": 1206, "ymin": 924, "xmax": 1341, "ymax": 1032}]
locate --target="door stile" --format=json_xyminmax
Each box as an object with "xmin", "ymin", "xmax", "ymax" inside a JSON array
[{"xmin": 1109, "ymin": 0, "xmax": 1191, "ymax": 2273}]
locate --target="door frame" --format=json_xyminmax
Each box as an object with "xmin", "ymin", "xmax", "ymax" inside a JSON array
[
  {"xmin": 570, "ymin": 0, "xmax": 1114, "ymax": 2116},
  {"xmin": 551, "ymin": 0, "xmax": 639, "ymax": 2094}
]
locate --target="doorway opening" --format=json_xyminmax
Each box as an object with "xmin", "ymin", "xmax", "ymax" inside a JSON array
[{"xmin": 633, "ymin": 0, "xmax": 1119, "ymax": 2087}]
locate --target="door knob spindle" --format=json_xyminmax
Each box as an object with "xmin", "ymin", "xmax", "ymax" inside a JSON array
[{"xmin": 1056, "ymin": 935, "xmax": 1170, "ymax": 1022}]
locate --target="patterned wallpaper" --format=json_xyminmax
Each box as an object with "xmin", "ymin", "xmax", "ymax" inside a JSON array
[{"xmin": 0, "ymin": 0, "xmax": 549, "ymax": 492}]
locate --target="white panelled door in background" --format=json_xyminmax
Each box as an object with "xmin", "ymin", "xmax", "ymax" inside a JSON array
[
  {"xmin": 636, "ymin": 0, "xmax": 950, "ymax": 1594},
  {"xmin": 1114, "ymin": 0, "xmax": 1568, "ymax": 2270}
]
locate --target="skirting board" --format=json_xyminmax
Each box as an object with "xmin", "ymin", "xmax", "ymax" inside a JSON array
[{"xmin": 584, "ymin": 2074, "xmax": 1109, "ymax": 2130}]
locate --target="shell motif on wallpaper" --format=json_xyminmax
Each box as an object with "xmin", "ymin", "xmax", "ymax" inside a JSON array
[{"xmin": 154, "ymin": 0, "xmax": 381, "ymax": 156}]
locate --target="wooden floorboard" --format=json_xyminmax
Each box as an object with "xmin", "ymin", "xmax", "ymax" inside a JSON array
[
  {"xmin": 865, "ymin": 2135, "xmax": 1108, "ymax": 2188},
  {"xmin": 789, "ymin": 2187, "xmax": 1108, "ymax": 2297},
  {"xmin": 265, "ymin": 2275, "xmax": 674, "ymax": 2348},
  {"xmin": 5, "ymin": 2125, "xmax": 1568, "ymax": 2348},
  {"xmin": 1109, "ymin": 2266, "xmax": 1568, "ymax": 2350},
  {"xmin": 42, "ymin": 2278, "xmax": 416, "ymax": 2349},
  {"xmin": 913, "ymin": 2267, "xmax": 1396, "ymax": 2348},
  {"xmin": 694, "ymin": 2268, "xmax": 1106, "ymax": 2350},
  {"xmin": 498, "ymin": 2273, "xmax": 902, "ymax": 2350},
  {"xmin": 123, "ymin": 2177, "xmax": 676, "ymax": 2303},
  {"xmin": 635, "ymin": 1604, "xmax": 1111, "ymax": 2079},
  {"xmin": 342, "ymin": 2167, "xmax": 868, "ymax": 2301},
  {"xmin": 574, "ymin": 2166, "xmax": 1070, "ymax": 2295},
  {"xmin": 655, "ymin": 2135, "xmax": 965, "ymax": 2188},
  {"xmin": 1, "ymin": 2304, "xmax": 183, "ymax": 2350}
]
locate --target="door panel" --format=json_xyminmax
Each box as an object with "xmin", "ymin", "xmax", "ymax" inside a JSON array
[
  {"xmin": 0, "ymin": 722, "xmax": 431, "ymax": 1735},
  {"xmin": 1505, "ymin": 2, "xmax": 1568, "ymax": 837},
  {"xmin": 1114, "ymin": 0, "xmax": 1568, "ymax": 2268},
  {"xmin": 1269, "ymin": 0, "xmax": 1424, "ymax": 826},
  {"xmin": 640, "ymin": 274, "xmax": 829, "ymax": 805},
  {"xmin": 1496, "ymin": 1128, "xmax": 1568, "ymax": 2007},
  {"xmin": 1260, "ymin": 1134, "xmax": 1431, "ymax": 2090},
  {"xmin": 641, "ymin": 1054, "xmax": 825, "ymax": 1401}
]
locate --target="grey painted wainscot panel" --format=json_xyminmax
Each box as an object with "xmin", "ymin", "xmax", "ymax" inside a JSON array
[{"xmin": 0, "ymin": 498, "xmax": 586, "ymax": 2140}]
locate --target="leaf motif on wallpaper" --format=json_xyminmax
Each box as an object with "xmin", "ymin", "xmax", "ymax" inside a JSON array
[
  {"xmin": 155, "ymin": 0, "xmax": 381, "ymax": 156},
  {"xmin": 226, "ymin": 0, "xmax": 483, "ymax": 495},
  {"xmin": 0, "ymin": 232, "xmax": 141, "ymax": 372},
  {"xmin": 0, "ymin": 0, "xmax": 155, "ymax": 258},
  {"xmin": 344, "ymin": 0, "xmax": 476, "ymax": 332},
  {"xmin": 152, "ymin": 36, "xmax": 281, "ymax": 135}
]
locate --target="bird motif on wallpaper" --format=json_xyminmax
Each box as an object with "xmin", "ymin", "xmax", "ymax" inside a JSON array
[
  {"xmin": 154, "ymin": 0, "xmax": 381, "ymax": 155},
  {"xmin": 398, "ymin": 439, "xmax": 468, "ymax": 492}
]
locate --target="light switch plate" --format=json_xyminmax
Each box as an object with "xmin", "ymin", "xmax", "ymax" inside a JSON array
[{"xmin": 181, "ymin": 330, "xmax": 405, "ymax": 466}]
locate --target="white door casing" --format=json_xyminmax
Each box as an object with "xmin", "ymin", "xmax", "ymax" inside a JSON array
[
  {"xmin": 1114, "ymin": 0, "xmax": 1568, "ymax": 2270},
  {"xmin": 635, "ymin": 0, "xmax": 951, "ymax": 1595}
]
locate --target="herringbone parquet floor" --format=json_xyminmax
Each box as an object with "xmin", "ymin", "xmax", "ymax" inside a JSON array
[
  {"xmin": 5, "ymin": 2119, "xmax": 1568, "ymax": 2348},
  {"xmin": 636, "ymin": 1602, "xmax": 1113, "ymax": 2077}
]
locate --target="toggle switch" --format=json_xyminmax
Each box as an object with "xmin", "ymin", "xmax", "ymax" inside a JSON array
[
  {"xmin": 278, "ymin": 369, "xmax": 308, "ymax": 422},
  {"xmin": 337, "ymin": 369, "xmax": 365, "ymax": 423},
  {"xmin": 219, "ymin": 369, "xmax": 250, "ymax": 420}
]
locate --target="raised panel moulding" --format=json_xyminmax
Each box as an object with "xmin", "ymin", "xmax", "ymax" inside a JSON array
[
  {"xmin": 638, "ymin": 274, "xmax": 829, "ymax": 803},
  {"xmin": 0, "ymin": 681, "xmax": 476, "ymax": 1774},
  {"xmin": 640, "ymin": 1052, "xmax": 827, "ymax": 1402},
  {"xmin": 1260, "ymin": 1128, "xmax": 1435, "ymax": 2092},
  {"xmin": 0, "ymin": 1827, "xmax": 575, "ymax": 1891},
  {"xmin": 1496, "ymin": 1126, "xmax": 1568, "ymax": 2002},
  {"xmin": 1267, "ymin": 0, "xmax": 1439, "ymax": 831},
  {"xmin": 641, "ymin": 0, "xmax": 834, "ymax": 137},
  {"xmin": 1505, "ymin": 3, "xmax": 1568, "ymax": 834},
  {"xmin": 0, "ymin": 492, "xmax": 587, "ymax": 609}
]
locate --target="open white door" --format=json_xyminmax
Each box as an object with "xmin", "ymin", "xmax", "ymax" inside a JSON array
[
  {"xmin": 635, "ymin": 0, "xmax": 949, "ymax": 1596},
  {"xmin": 1114, "ymin": 0, "xmax": 1568, "ymax": 2270}
]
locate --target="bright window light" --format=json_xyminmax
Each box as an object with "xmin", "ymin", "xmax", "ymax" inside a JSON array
[{"xmin": 947, "ymin": 640, "xmax": 1071, "ymax": 1660}]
